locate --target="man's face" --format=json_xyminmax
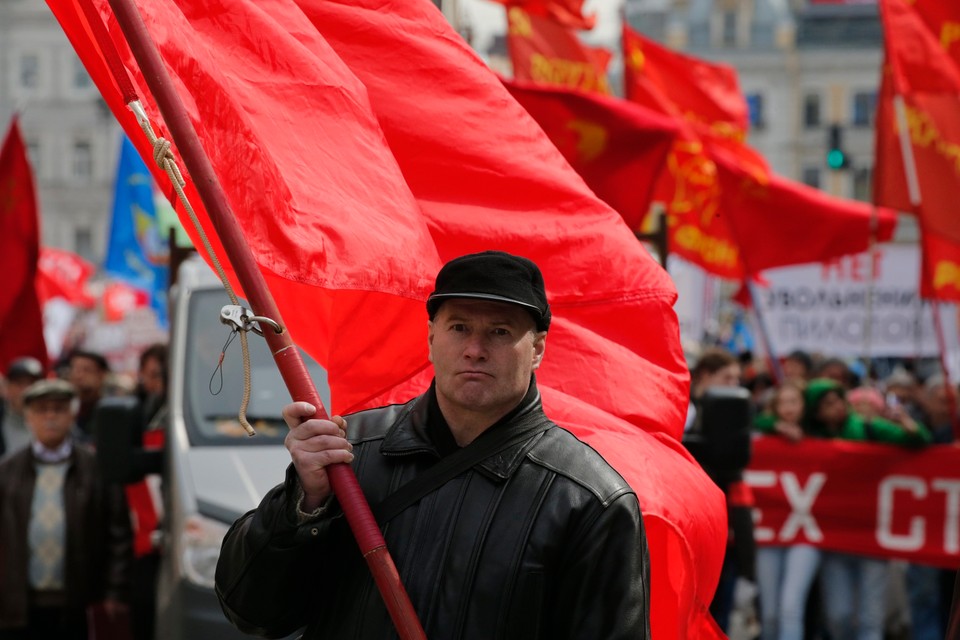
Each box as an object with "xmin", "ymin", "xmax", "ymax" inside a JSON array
[
  {"xmin": 139, "ymin": 357, "xmax": 165, "ymax": 397},
  {"xmin": 6, "ymin": 376, "xmax": 40, "ymax": 413},
  {"xmin": 68, "ymin": 356, "xmax": 105, "ymax": 400},
  {"xmin": 429, "ymin": 299, "xmax": 546, "ymax": 422},
  {"xmin": 700, "ymin": 364, "xmax": 741, "ymax": 390},
  {"xmin": 25, "ymin": 397, "xmax": 75, "ymax": 448}
]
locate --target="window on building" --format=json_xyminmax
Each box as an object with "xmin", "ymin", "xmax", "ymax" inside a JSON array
[
  {"xmin": 73, "ymin": 58, "xmax": 92, "ymax": 89},
  {"xmin": 853, "ymin": 166, "xmax": 873, "ymax": 201},
  {"xmin": 852, "ymin": 91, "xmax": 877, "ymax": 127},
  {"xmin": 75, "ymin": 227, "xmax": 93, "ymax": 262},
  {"xmin": 746, "ymin": 93, "xmax": 765, "ymax": 129},
  {"xmin": 802, "ymin": 166, "xmax": 821, "ymax": 189},
  {"xmin": 803, "ymin": 93, "xmax": 821, "ymax": 129},
  {"xmin": 72, "ymin": 140, "xmax": 93, "ymax": 180},
  {"xmin": 721, "ymin": 10, "xmax": 738, "ymax": 47},
  {"xmin": 19, "ymin": 54, "xmax": 39, "ymax": 89}
]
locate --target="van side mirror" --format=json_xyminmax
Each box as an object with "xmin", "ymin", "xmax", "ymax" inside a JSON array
[{"xmin": 93, "ymin": 396, "xmax": 164, "ymax": 484}]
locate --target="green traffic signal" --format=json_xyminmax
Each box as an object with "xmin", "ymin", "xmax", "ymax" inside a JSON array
[{"xmin": 826, "ymin": 148, "xmax": 848, "ymax": 170}]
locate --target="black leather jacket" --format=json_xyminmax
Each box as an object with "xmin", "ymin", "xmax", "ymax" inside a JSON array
[{"xmin": 216, "ymin": 383, "xmax": 650, "ymax": 639}]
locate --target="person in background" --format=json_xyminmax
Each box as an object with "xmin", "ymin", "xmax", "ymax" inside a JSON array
[
  {"xmin": 780, "ymin": 350, "xmax": 813, "ymax": 384},
  {"xmin": 687, "ymin": 348, "xmax": 757, "ymax": 634},
  {"xmin": 883, "ymin": 368, "xmax": 925, "ymax": 425},
  {"xmin": 65, "ymin": 350, "xmax": 109, "ymax": 438},
  {"xmin": 0, "ymin": 357, "xmax": 45, "ymax": 461},
  {"xmin": 0, "ymin": 379, "xmax": 132, "ymax": 639},
  {"xmin": 127, "ymin": 343, "xmax": 169, "ymax": 640},
  {"xmin": 847, "ymin": 386, "xmax": 886, "ymax": 422},
  {"xmin": 813, "ymin": 358, "xmax": 858, "ymax": 390},
  {"xmin": 753, "ymin": 382, "xmax": 821, "ymax": 640},
  {"xmin": 903, "ymin": 374, "xmax": 958, "ymax": 640},
  {"xmin": 804, "ymin": 378, "xmax": 931, "ymax": 640}
]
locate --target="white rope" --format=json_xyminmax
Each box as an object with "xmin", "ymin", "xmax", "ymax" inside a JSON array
[{"xmin": 128, "ymin": 100, "xmax": 255, "ymax": 436}]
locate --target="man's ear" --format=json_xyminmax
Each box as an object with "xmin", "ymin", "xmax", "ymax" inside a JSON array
[
  {"xmin": 427, "ymin": 321, "xmax": 435, "ymax": 363},
  {"xmin": 531, "ymin": 332, "xmax": 546, "ymax": 370}
]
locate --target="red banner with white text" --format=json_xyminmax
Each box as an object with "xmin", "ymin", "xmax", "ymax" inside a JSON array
[{"xmin": 747, "ymin": 437, "xmax": 960, "ymax": 568}]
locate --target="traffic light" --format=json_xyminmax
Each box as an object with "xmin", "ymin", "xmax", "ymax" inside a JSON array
[{"xmin": 826, "ymin": 124, "xmax": 851, "ymax": 170}]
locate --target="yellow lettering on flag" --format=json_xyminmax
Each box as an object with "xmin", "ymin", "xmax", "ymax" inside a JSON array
[
  {"xmin": 507, "ymin": 8, "xmax": 532, "ymax": 38},
  {"xmin": 942, "ymin": 21, "xmax": 960, "ymax": 52},
  {"xmin": 567, "ymin": 119, "xmax": 607, "ymax": 162},
  {"xmin": 529, "ymin": 54, "xmax": 608, "ymax": 93},
  {"xmin": 933, "ymin": 260, "xmax": 960, "ymax": 292},
  {"xmin": 674, "ymin": 224, "xmax": 739, "ymax": 270},
  {"xmin": 906, "ymin": 104, "xmax": 960, "ymax": 174}
]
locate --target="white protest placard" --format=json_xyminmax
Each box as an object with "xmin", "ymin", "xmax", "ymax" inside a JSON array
[{"xmin": 755, "ymin": 244, "xmax": 959, "ymax": 358}]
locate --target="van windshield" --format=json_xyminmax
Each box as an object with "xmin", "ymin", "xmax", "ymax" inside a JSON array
[{"xmin": 183, "ymin": 289, "xmax": 331, "ymax": 446}]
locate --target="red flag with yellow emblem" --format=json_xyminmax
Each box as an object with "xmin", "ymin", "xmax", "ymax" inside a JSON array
[
  {"xmin": 503, "ymin": 77, "xmax": 677, "ymax": 228},
  {"xmin": 876, "ymin": 0, "xmax": 960, "ymax": 300},
  {"xmin": 507, "ymin": 7, "xmax": 611, "ymax": 94},
  {"xmin": 623, "ymin": 25, "xmax": 896, "ymax": 278},
  {"xmin": 0, "ymin": 117, "xmax": 47, "ymax": 372}
]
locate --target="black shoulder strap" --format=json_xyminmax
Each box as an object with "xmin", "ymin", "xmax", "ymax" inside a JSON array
[{"xmin": 372, "ymin": 415, "xmax": 552, "ymax": 525}]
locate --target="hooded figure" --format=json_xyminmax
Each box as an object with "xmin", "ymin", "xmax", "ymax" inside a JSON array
[{"xmin": 802, "ymin": 378, "xmax": 930, "ymax": 445}]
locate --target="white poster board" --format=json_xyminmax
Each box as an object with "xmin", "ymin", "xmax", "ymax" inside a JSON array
[{"xmin": 755, "ymin": 244, "xmax": 959, "ymax": 359}]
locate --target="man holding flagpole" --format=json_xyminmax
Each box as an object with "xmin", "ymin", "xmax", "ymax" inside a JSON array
[{"xmin": 215, "ymin": 250, "xmax": 650, "ymax": 639}]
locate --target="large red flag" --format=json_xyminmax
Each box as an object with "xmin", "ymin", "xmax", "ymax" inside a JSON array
[
  {"xmin": 623, "ymin": 25, "xmax": 748, "ymax": 139},
  {"xmin": 877, "ymin": 0, "xmax": 960, "ymax": 243},
  {"xmin": 486, "ymin": 0, "xmax": 596, "ymax": 31},
  {"xmin": 507, "ymin": 7, "xmax": 611, "ymax": 94},
  {"xmin": 622, "ymin": 26, "xmax": 897, "ymax": 278},
  {"xmin": 0, "ymin": 117, "xmax": 47, "ymax": 372},
  {"xmin": 503, "ymin": 78, "xmax": 677, "ymax": 228},
  {"xmin": 48, "ymin": 0, "xmax": 727, "ymax": 636},
  {"xmin": 707, "ymin": 137, "xmax": 899, "ymax": 275}
]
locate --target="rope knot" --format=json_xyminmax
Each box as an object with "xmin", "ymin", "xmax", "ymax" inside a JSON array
[{"xmin": 153, "ymin": 137, "xmax": 185, "ymax": 186}]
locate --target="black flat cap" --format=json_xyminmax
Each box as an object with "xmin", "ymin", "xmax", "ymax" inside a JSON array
[
  {"xmin": 427, "ymin": 251, "xmax": 551, "ymax": 331},
  {"xmin": 7, "ymin": 357, "xmax": 44, "ymax": 381}
]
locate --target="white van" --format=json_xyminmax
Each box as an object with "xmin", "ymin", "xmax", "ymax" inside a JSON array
[{"xmin": 96, "ymin": 255, "xmax": 329, "ymax": 639}]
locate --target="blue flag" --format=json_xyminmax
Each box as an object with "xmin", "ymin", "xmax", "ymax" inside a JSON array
[{"xmin": 104, "ymin": 135, "xmax": 169, "ymax": 327}]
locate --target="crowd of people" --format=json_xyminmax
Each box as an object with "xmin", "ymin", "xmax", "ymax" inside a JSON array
[
  {"xmin": 0, "ymin": 345, "xmax": 167, "ymax": 640},
  {"xmin": 1, "ymin": 258, "xmax": 959, "ymax": 640},
  {"xmin": 688, "ymin": 346, "xmax": 958, "ymax": 640}
]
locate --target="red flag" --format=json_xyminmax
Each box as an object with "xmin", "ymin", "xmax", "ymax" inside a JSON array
[
  {"xmin": 503, "ymin": 77, "xmax": 677, "ymax": 228},
  {"xmin": 620, "ymin": 26, "xmax": 897, "ymax": 278},
  {"xmin": 486, "ymin": 0, "xmax": 595, "ymax": 31},
  {"xmin": 921, "ymin": 230, "xmax": 960, "ymax": 302},
  {"xmin": 623, "ymin": 25, "xmax": 748, "ymax": 139},
  {"xmin": 708, "ymin": 138, "xmax": 899, "ymax": 275},
  {"xmin": 101, "ymin": 281, "xmax": 149, "ymax": 322},
  {"xmin": 0, "ymin": 117, "xmax": 47, "ymax": 372},
  {"xmin": 49, "ymin": 0, "xmax": 727, "ymax": 636},
  {"xmin": 877, "ymin": 0, "xmax": 960, "ymax": 300},
  {"xmin": 507, "ymin": 7, "xmax": 611, "ymax": 94},
  {"xmin": 37, "ymin": 247, "xmax": 96, "ymax": 307}
]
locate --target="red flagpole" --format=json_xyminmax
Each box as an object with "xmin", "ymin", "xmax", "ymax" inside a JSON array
[{"xmin": 101, "ymin": 0, "xmax": 425, "ymax": 636}]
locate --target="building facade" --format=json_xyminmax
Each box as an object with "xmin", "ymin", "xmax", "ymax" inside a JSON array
[{"xmin": 0, "ymin": 0, "xmax": 122, "ymax": 263}]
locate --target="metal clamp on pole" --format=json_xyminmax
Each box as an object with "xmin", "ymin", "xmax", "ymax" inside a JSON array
[{"xmin": 220, "ymin": 304, "xmax": 284, "ymax": 336}]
